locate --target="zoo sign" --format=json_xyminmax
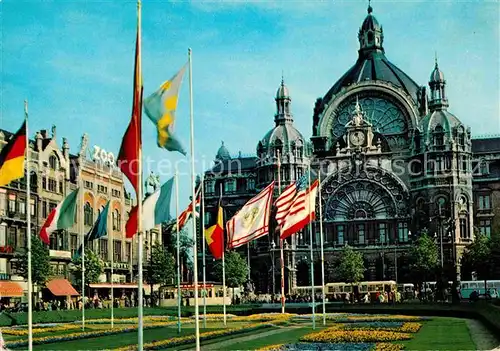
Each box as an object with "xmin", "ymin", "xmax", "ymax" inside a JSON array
[{"xmin": 92, "ymin": 146, "xmax": 115, "ymax": 166}]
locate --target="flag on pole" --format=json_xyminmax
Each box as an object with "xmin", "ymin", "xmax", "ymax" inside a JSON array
[
  {"xmin": 117, "ymin": 29, "xmax": 143, "ymax": 195},
  {"xmin": 275, "ymin": 182, "xmax": 297, "ymax": 227},
  {"xmin": 40, "ymin": 188, "xmax": 79, "ymax": 245},
  {"xmin": 0, "ymin": 121, "xmax": 26, "ymax": 187},
  {"xmin": 175, "ymin": 188, "xmax": 201, "ymax": 231},
  {"xmin": 227, "ymin": 181, "xmax": 274, "ymax": 249},
  {"xmin": 144, "ymin": 64, "xmax": 188, "ymax": 155},
  {"xmin": 280, "ymin": 179, "xmax": 319, "ymax": 240},
  {"xmin": 205, "ymin": 203, "xmax": 224, "ymax": 259},
  {"xmin": 73, "ymin": 201, "xmax": 111, "ymax": 260},
  {"xmin": 125, "ymin": 177, "xmax": 174, "ymax": 238}
]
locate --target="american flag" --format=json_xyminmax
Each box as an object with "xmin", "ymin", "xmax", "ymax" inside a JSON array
[
  {"xmin": 275, "ymin": 174, "xmax": 309, "ymax": 226},
  {"xmin": 277, "ymin": 173, "xmax": 319, "ymax": 240}
]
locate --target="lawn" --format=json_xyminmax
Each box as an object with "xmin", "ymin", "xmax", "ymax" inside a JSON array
[{"xmin": 400, "ymin": 317, "xmax": 476, "ymax": 351}]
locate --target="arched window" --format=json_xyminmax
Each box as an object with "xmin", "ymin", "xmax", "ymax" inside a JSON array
[
  {"xmin": 113, "ymin": 209, "xmax": 121, "ymax": 231},
  {"xmin": 49, "ymin": 154, "xmax": 58, "ymax": 170},
  {"xmin": 434, "ymin": 125, "xmax": 444, "ymax": 146},
  {"xmin": 84, "ymin": 202, "xmax": 93, "ymax": 226}
]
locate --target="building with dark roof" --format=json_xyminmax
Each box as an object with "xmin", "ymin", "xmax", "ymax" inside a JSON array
[{"xmin": 202, "ymin": 4, "xmax": 499, "ymax": 294}]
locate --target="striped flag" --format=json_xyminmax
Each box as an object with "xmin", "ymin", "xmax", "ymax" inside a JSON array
[
  {"xmin": 0, "ymin": 121, "xmax": 26, "ymax": 187},
  {"xmin": 279, "ymin": 177, "xmax": 319, "ymax": 240},
  {"xmin": 177, "ymin": 188, "xmax": 201, "ymax": 231},
  {"xmin": 275, "ymin": 182, "xmax": 297, "ymax": 227}
]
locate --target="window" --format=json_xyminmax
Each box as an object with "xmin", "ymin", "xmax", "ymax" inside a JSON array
[
  {"xmin": 0, "ymin": 225, "xmax": 5, "ymax": 246},
  {"xmin": 49, "ymin": 202, "xmax": 57, "ymax": 212},
  {"xmin": 97, "ymin": 185, "xmax": 108, "ymax": 193},
  {"xmin": 297, "ymin": 168, "xmax": 303, "ymax": 180},
  {"xmin": 18, "ymin": 228, "xmax": 26, "ymax": 249},
  {"xmin": 206, "ymin": 181, "xmax": 215, "ymax": 194},
  {"xmin": 59, "ymin": 182, "xmax": 63, "ymax": 194},
  {"xmin": 114, "ymin": 241, "xmax": 122, "ymax": 262},
  {"xmin": 378, "ymin": 223, "xmax": 386, "ymax": 244},
  {"xmin": 18, "ymin": 199, "xmax": 26, "ymax": 216},
  {"xmin": 42, "ymin": 201, "xmax": 48, "ymax": 218},
  {"xmin": 125, "ymin": 242, "xmax": 131, "ymax": 262},
  {"xmin": 478, "ymin": 194, "xmax": 491, "ymax": 210},
  {"xmin": 84, "ymin": 202, "xmax": 93, "ymax": 226},
  {"xmin": 99, "ymin": 239, "xmax": 108, "ymax": 260},
  {"xmin": 0, "ymin": 193, "xmax": 6, "ymax": 214},
  {"xmin": 42, "ymin": 177, "xmax": 47, "ymax": 190},
  {"xmin": 460, "ymin": 218, "xmax": 468, "ymax": 239},
  {"xmin": 436, "ymin": 156, "xmax": 443, "ymax": 171},
  {"xmin": 48, "ymin": 179, "xmax": 57, "ymax": 192},
  {"xmin": 84, "ymin": 181, "xmax": 93, "ymax": 190},
  {"xmin": 113, "ymin": 209, "xmax": 121, "ymax": 231},
  {"xmin": 112, "ymin": 189, "xmax": 121, "ymax": 197},
  {"xmin": 479, "ymin": 220, "xmax": 492, "ymax": 238},
  {"xmin": 30, "ymin": 199, "xmax": 36, "ymax": 217},
  {"xmin": 398, "ymin": 222, "xmax": 408, "ymax": 242},
  {"xmin": 247, "ymin": 178, "xmax": 255, "ymax": 191},
  {"xmin": 8, "ymin": 195, "xmax": 16, "ymax": 213},
  {"xmin": 479, "ymin": 161, "xmax": 488, "ymax": 175},
  {"xmin": 7, "ymin": 227, "xmax": 16, "ymax": 248},
  {"xmin": 337, "ymin": 225, "xmax": 344, "ymax": 245},
  {"xmin": 434, "ymin": 125, "xmax": 444, "ymax": 146},
  {"xmin": 358, "ymin": 223, "xmax": 365, "ymax": 244},
  {"xmin": 224, "ymin": 179, "xmax": 236, "ymax": 193},
  {"xmin": 70, "ymin": 234, "xmax": 78, "ymax": 257},
  {"xmin": 49, "ymin": 154, "xmax": 58, "ymax": 170}
]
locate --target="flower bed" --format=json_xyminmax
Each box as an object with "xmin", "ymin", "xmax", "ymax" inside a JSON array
[
  {"xmin": 4, "ymin": 320, "xmax": 181, "ymax": 348},
  {"xmin": 257, "ymin": 343, "xmax": 404, "ymax": 351},
  {"xmin": 300, "ymin": 328, "xmax": 412, "ymax": 343},
  {"xmin": 115, "ymin": 320, "xmax": 285, "ymax": 351},
  {"xmin": 2, "ymin": 324, "xmax": 80, "ymax": 336}
]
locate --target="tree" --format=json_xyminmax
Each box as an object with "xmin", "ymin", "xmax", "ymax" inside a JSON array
[
  {"xmin": 15, "ymin": 234, "xmax": 51, "ymax": 286},
  {"xmin": 71, "ymin": 249, "xmax": 104, "ymax": 292},
  {"xmin": 214, "ymin": 251, "xmax": 248, "ymax": 303},
  {"xmin": 461, "ymin": 233, "xmax": 491, "ymax": 293},
  {"xmin": 146, "ymin": 242, "xmax": 175, "ymax": 295},
  {"xmin": 408, "ymin": 232, "xmax": 438, "ymax": 292},
  {"xmin": 335, "ymin": 245, "xmax": 365, "ymax": 285}
]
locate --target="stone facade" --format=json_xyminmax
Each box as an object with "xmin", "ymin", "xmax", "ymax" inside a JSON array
[{"xmin": 202, "ymin": 5, "xmax": 499, "ymax": 293}]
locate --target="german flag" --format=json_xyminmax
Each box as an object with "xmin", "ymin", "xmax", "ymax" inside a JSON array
[{"xmin": 0, "ymin": 121, "xmax": 26, "ymax": 187}]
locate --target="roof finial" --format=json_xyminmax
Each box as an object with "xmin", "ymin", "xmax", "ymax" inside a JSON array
[
  {"xmin": 367, "ymin": 0, "xmax": 373, "ymax": 14},
  {"xmin": 434, "ymin": 51, "xmax": 438, "ymax": 68},
  {"xmin": 221, "ymin": 140, "xmax": 224, "ymax": 146},
  {"xmin": 281, "ymin": 70, "xmax": 284, "ymax": 85},
  {"xmin": 355, "ymin": 96, "xmax": 362, "ymax": 114}
]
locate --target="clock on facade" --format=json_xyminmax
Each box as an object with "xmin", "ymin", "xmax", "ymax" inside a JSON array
[{"xmin": 349, "ymin": 130, "xmax": 366, "ymax": 146}]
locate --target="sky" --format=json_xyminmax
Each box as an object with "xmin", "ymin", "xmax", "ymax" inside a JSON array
[{"xmin": 1, "ymin": 0, "xmax": 499, "ymax": 207}]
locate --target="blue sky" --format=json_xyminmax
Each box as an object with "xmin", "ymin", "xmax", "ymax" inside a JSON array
[{"xmin": 1, "ymin": 0, "xmax": 499, "ymax": 206}]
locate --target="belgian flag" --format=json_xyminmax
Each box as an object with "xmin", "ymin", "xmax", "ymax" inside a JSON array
[{"xmin": 0, "ymin": 121, "xmax": 26, "ymax": 187}]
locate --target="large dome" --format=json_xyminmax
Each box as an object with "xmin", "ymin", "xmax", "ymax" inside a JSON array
[
  {"xmin": 259, "ymin": 124, "xmax": 305, "ymax": 153},
  {"xmin": 323, "ymin": 6, "xmax": 420, "ymax": 104}
]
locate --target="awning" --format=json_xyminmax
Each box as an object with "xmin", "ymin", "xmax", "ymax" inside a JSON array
[
  {"xmin": 0, "ymin": 281, "xmax": 23, "ymax": 297},
  {"xmin": 46, "ymin": 279, "xmax": 79, "ymax": 296}
]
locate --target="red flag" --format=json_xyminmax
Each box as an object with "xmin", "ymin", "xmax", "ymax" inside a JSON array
[
  {"xmin": 125, "ymin": 205, "xmax": 139, "ymax": 239},
  {"xmin": 280, "ymin": 180, "xmax": 319, "ymax": 239},
  {"xmin": 118, "ymin": 29, "xmax": 142, "ymax": 195}
]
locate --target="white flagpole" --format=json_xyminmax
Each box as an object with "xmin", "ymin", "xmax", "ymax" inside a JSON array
[
  {"xmin": 201, "ymin": 175, "xmax": 207, "ymax": 329},
  {"xmin": 25, "ymin": 100, "xmax": 33, "ymax": 351},
  {"xmin": 188, "ymin": 47, "xmax": 201, "ymax": 351},
  {"xmin": 137, "ymin": 1, "xmax": 144, "ymax": 349},
  {"xmin": 308, "ymin": 163, "xmax": 315, "ymax": 329},
  {"xmin": 108, "ymin": 173, "xmax": 114, "ymax": 328},
  {"xmin": 277, "ymin": 151, "xmax": 285, "ymax": 314},
  {"xmin": 175, "ymin": 166, "xmax": 181, "ymax": 334},
  {"xmin": 220, "ymin": 184, "xmax": 226, "ymax": 327},
  {"xmin": 318, "ymin": 170, "xmax": 326, "ymax": 326}
]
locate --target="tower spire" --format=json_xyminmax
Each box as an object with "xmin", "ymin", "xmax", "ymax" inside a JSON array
[{"xmin": 368, "ymin": 0, "xmax": 372, "ymax": 13}]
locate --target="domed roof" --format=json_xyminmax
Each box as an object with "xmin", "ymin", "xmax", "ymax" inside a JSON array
[
  {"xmin": 419, "ymin": 109, "xmax": 463, "ymax": 136},
  {"xmin": 361, "ymin": 6, "xmax": 381, "ymax": 31},
  {"xmin": 323, "ymin": 53, "xmax": 420, "ymax": 103},
  {"xmin": 215, "ymin": 141, "xmax": 230, "ymax": 161},
  {"xmin": 430, "ymin": 60, "xmax": 445, "ymax": 83},
  {"xmin": 323, "ymin": 6, "xmax": 420, "ymax": 104},
  {"xmin": 276, "ymin": 79, "xmax": 290, "ymax": 99},
  {"xmin": 258, "ymin": 124, "xmax": 305, "ymax": 154}
]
